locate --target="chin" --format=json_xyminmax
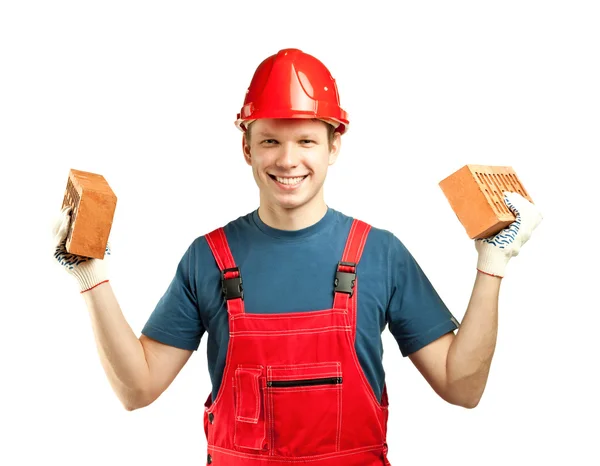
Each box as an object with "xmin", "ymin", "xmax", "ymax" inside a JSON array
[
  {"xmin": 274, "ymin": 198, "xmax": 305, "ymax": 211},
  {"xmin": 276, "ymin": 193, "xmax": 318, "ymax": 211}
]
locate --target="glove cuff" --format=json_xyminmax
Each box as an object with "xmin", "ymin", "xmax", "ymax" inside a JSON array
[
  {"xmin": 476, "ymin": 244, "xmax": 508, "ymax": 278},
  {"xmin": 71, "ymin": 262, "xmax": 109, "ymax": 293}
]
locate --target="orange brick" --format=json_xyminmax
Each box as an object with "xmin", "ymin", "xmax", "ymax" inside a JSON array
[
  {"xmin": 438, "ymin": 164, "xmax": 533, "ymax": 239},
  {"xmin": 61, "ymin": 168, "xmax": 117, "ymax": 259}
]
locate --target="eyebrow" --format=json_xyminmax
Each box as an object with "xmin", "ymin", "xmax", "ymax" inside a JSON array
[
  {"xmin": 255, "ymin": 132, "xmax": 276, "ymax": 138},
  {"xmin": 255, "ymin": 132, "xmax": 320, "ymax": 139}
]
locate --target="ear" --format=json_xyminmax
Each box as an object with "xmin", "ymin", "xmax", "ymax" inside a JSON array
[
  {"xmin": 242, "ymin": 134, "xmax": 252, "ymax": 166},
  {"xmin": 328, "ymin": 132, "xmax": 341, "ymax": 166}
]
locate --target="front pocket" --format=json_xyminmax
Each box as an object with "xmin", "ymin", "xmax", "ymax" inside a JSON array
[
  {"xmin": 233, "ymin": 365, "xmax": 267, "ymax": 451},
  {"xmin": 266, "ymin": 362, "xmax": 342, "ymax": 457}
]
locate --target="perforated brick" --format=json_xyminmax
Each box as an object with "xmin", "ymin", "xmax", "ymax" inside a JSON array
[
  {"xmin": 439, "ymin": 164, "xmax": 533, "ymax": 239},
  {"xmin": 61, "ymin": 168, "xmax": 117, "ymax": 259}
]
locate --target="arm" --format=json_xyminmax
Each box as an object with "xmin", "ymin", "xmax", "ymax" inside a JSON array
[
  {"xmin": 409, "ymin": 271, "xmax": 500, "ymax": 408},
  {"xmin": 82, "ymin": 281, "xmax": 193, "ymax": 411},
  {"xmin": 408, "ymin": 191, "xmax": 542, "ymax": 408},
  {"xmin": 52, "ymin": 206, "xmax": 195, "ymax": 411}
]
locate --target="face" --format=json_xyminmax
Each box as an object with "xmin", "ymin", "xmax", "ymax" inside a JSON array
[{"xmin": 242, "ymin": 118, "xmax": 341, "ymax": 214}]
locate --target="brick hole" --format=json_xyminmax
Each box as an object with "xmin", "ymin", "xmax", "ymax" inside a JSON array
[
  {"xmin": 499, "ymin": 174, "xmax": 511, "ymax": 191},
  {"xmin": 507, "ymin": 174, "xmax": 527, "ymax": 196},
  {"xmin": 479, "ymin": 173, "xmax": 499, "ymax": 215},
  {"xmin": 492, "ymin": 175, "xmax": 508, "ymax": 214},
  {"xmin": 490, "ymin": 175, "xmax": 501, "ymax": 200}
]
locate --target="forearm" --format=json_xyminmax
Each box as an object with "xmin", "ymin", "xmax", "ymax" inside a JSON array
[
  {"xmin": 446, "ymin": 271, "xmax": 501, "ymax": 407},
  {"xmin": 81, "ymin": 281, "xmax": 150, "ymax": 410}
]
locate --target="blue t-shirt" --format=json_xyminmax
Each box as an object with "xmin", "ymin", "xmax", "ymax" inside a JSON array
[{"xmin": 141, "ymin": 207, "xmax": 459, "ymax": 404}]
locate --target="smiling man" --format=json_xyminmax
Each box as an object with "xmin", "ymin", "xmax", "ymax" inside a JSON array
[
  {"xmin": 243, "ymin": 117, "xmax": 339, "ymax": 230},
  {"xmin": 52, "ymin": 48, "xmax": 543, "ymax": 465}
]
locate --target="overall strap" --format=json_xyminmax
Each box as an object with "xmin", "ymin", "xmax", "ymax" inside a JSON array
[
  {"xmin": 205, "ymin": 227, "xmax": 245, "ymax": 317},
  {"xmin": 333, "ymin": 219, "xmax": 371, "ymax": 338}
]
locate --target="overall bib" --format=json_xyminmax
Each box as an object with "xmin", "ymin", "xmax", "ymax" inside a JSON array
[{"xmin": 203, "ymin": 219, "xmax": 391, "ymax": 465}]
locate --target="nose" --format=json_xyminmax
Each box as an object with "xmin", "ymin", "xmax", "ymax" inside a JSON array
[{"xmin": 275, "ymin": 143, "xmax": 300, "ymax": 170}]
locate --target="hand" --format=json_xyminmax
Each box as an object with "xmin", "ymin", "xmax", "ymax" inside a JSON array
[
  {"xmin": 52, "ymin": 205, "xmax": 110, "ymax": 292},
  {"xmin": 475, "ymin": 191, "xmax": 543, "ymax": 278}
]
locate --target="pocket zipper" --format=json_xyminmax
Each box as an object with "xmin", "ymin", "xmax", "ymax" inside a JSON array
[{"xmin": 267, "ymin": 377, "xmax": 342, "ymax": 388}]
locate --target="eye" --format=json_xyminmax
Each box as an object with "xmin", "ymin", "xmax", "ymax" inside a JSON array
[
  {"xmin": 261, "ymin": 139, "xmax": 278, "ymax": 145},
  {"xmin": 300, "ymin": 139, "xmax": 316, "ymax": 145}
]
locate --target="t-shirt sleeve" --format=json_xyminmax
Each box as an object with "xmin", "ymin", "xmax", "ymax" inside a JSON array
[
  {"xmin": 141, "ymin": 242, "xmax": 206, "ymax": 351},
  {"xmin": 386, "ymin": 234, "xmax": 460, "ymax": 357}
]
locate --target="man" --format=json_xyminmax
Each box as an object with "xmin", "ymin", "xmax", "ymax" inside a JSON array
[{"xmin": 53, "ymin": 48, "xmax": 543, "ymax": 465}]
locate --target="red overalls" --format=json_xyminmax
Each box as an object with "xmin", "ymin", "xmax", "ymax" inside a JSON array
[{"xmin": 202, "ymin": 219, "xmax": 391, "ymax": 465}]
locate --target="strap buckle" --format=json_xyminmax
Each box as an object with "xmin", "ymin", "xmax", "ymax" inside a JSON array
[
  {"xmin": 334, "ymin": 261, "xmax": 356, "ymax": 297},
  {"xmin": 221, "ymin": 267, "xmax": 243, "ymax": 300}
]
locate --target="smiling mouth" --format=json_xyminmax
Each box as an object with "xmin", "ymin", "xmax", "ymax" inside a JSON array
[{"xmin": 269, "ymin": 174, "xmax": 308, "ymax": 186}]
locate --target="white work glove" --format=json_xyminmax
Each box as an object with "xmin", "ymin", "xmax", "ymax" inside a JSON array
[
  {"xmin": 52, "ymin": 205, "xmax": 110, "ymax": 293},
  {"xmin": 475, "ymin": 191, "xmax": 543, "ymax": 278}
]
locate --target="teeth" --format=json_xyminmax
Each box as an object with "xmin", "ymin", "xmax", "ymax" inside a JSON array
[{"xmin": 275, "ymin": 176, "xmax": 305, "ymax": 185}]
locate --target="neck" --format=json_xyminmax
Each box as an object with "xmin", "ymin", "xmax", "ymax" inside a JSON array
[{"xmin": 258, "ymin": 197, "xmax": 328, "ymax": 231}]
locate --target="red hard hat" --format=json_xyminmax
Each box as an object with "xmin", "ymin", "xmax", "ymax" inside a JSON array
[{"xmin": 235, "ymin": 48, "xmax": 349, "ymax": 134}]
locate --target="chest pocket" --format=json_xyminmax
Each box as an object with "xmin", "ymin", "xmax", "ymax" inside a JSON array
[{"xmin": 266, "ymin": 362, "xmax": 343, "ymax": 457}]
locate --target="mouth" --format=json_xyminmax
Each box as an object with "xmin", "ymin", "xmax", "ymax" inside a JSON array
[{"xmin": 268, "ymin": 174, "xmax": 308, "ymax": 188}]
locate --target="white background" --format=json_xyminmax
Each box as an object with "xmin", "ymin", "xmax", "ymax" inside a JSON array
[{"xmin": 1, "ymin": 1, "xmax": 598, "ymax": 465}]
